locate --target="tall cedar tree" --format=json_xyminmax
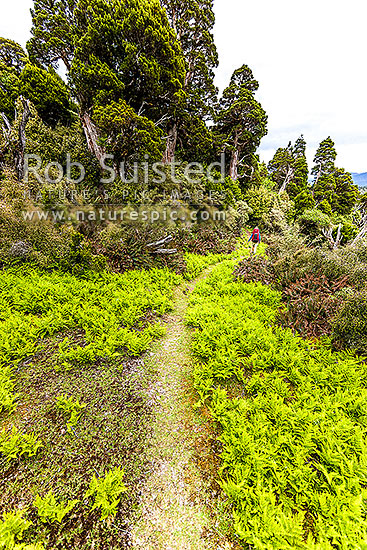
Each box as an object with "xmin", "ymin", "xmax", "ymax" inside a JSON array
[
  {"xmin": 332, "ymin": 168, "xmax": 359, "ymax": 215},
  {"xmin": 28, "ymin": 0, "xmax": 185, "ymax": 166},
  {"xmin": 0, "ymin": 39, "xmax": 71, "ymax": 126},
  {"xmin": 0, "ymin": 38, "xmax": 27, "ymax": 74},
  {"xmin": 268, "ymin": 135, "xmax": 309, "ymax": 197},
  {"xmin": 311, "ymin": 136, "xmax": 337, "ymax": 205},
  {"xmin": 291, "ymin": 136, "xmax": 309, "ymax": 197},
  {"xmin": 215, "ymin": 65, "xmax": 267, "ymax": 183},
  {"xmin": 268, "ymin": 141, "xmax": 294, "ymax": 193},
  {"xmin": 311, "ymin": 137, "xmax": 358, "ymax": 215},
  {"xmin": 159, "ymin": 0, "xmax": 218, "ymax": 163}
]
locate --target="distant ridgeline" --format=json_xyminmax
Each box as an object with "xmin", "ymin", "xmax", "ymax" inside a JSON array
[{"xmin": 352, "ymin": 173, "xmax": 367, "ymax": 188}]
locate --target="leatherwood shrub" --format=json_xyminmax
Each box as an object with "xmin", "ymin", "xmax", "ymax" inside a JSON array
[
  {"xmin": 174, "ymin": 226, "xmax": 238, "ymax": 256},
  {"xmin": 276, "ymin": 273, "xmax": 348, "ymax": 338},
  {"xmin": 331, "ymin": 291, "xmax": 367, "ymax": 354},
  {"xmin": 233, "ymin": 256, "xmax": 352, "ymax": 341},
  {"xmin": 233, "ymin": 256, "xmax": 274, "ymax": 286}
]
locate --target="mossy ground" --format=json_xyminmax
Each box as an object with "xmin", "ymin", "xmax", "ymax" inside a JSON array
[{"xmin": 0, "ymin": 329, "xmax": 156, "ymax": 549}]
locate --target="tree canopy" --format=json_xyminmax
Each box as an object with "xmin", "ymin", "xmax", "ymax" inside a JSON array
[
  {"xmin": 28, "ymin": 0, "xmax": 185, "ymax": 165},
  {"xmin": 268, "ymin": 135, "xmax": 309, "ymax": 197},
  {"xmin": 0, "ymin": 39, "xmax": 72, "ymax": 126},
  {"xmin": 311, "ymin": 137, "xmax": 358, "ymax": 215},
  {"xmin": 159, "ymin": 0, "xmax": 218, "ymax": 163},
  {"xmin": 215, "ymin": 64, "xmax": 268, "ymax": 184}
]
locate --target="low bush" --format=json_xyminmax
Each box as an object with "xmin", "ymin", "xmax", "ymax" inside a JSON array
[
  {"xmin": 94, "ymin": 224, "xmax": 187, "ymax": 274},
  {"xmin": 234, "ymin": 238, "xmax": 367, "ymax": 345},
  {"xmin": 276, "ymin": 273, "xmax": 347, "ymax": 338},
  {"xmin": 267, "ymin": 239, "xmax": 367, "ymax": 291},
  {"xmin": 174, "ymin": 225, "xmax": 238, "ymax": 256},
  {"xmin": 233, "ymin": 255, "xmax": 273, "ymax": 286},
  {"xmin": 331, "ymin": 291, "xmax": 367, "ymax": 354}
]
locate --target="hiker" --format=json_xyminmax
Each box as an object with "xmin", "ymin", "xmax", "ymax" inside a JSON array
[{"xmin": 248, "ymin": 226, "xmax": 261, "ymax": 254}]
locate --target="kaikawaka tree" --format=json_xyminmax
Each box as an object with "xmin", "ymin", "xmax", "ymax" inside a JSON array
[
  {"xmin": 311, "ymin": 137, "xmax": 358, "ymax": 216},
  {"xmin": 1, "ymin": 0, "xmax": 269, "ymax": 185},
  {"xmin": 215, "ymin": 65, "xmax": 268, "ymax": 185},
  {"xmin": 27, "ymin": 0, "xmax": 185, "ymax": 167},
  {"xmin": 159, "ymin": 0, "xmax": 218, "ymax": 164}
]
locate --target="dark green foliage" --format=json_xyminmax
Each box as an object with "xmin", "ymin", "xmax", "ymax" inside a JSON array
[
  {"xmin": 332, "ymin": 168, "xmax": 360, "ymax": 215},
  {"xmin": 244, "ymin": 182, "xmax": 294, "ymax": 232},
  {"xmin": 161, "ymin": 0, "xmax": 218, "ymax": 118},
  {"xmin": 0, "ymin": 38, "xmax": 72, "ymax": 126},
  {"xmin": 19, "ymin": 64, "xmax": 72, "ymax": 127},
  {"xmin": 293, "ymin": 189, "xmax": 315, "ymax": 214},
  {"xmin": 0, "ymin": 37, "xmax": 27, "ymax": 74},
  {"xmin": 92, "ymin": 99, "xmax": 164, "ymax": 165},
  {"xmin": 70, "ymin": 0, "xmax": 186, "ymax": 116},
  {"xmin": 311, "ymin": 137, "xmax": 358, "ymax": 216},
  {"xmin": 311, "ymin": 136, "xmax": 337, "ymax": 190},
  {"xmin": 160, "ymin": 0, "xmax": 218, "ymax": 161},
  {"xmin": 297, "ymin": 208, "xmax": 331, "ymax": 240},
  {"xmin": 0, "ymin": 62, "xmax": 20, "ymax": 119},
  {"xmin": 215, "ymin": 65, "xmax": 268, "ymax": 183},
  {"xmin": 268, "ymin": 142, "xmax": 294, "ymax": 189},
  {"xmin": 176, "ymin": 116, "xmax": 216, "ymax": 164},
  {"xmin": 29, "ymin": 0, "xmax": 186, "ymax": 165},
  {"xmin": 27, "ymin": 0, "xmax": 77, "ymax": 71},
  {"xmin": 268, "ymin": 135, "xmax": 309, "ymax": 198},
  {"xmin": 25, "ymin": 115, "xmax": 100, "ymax": 189}
]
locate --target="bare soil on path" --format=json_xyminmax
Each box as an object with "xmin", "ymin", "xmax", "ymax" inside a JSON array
[{"xmin": 131, "ymin": 269, "xmax": 239, "ymax": 550}]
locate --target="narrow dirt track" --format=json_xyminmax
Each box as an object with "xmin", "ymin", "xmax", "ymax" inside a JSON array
[{"xmin": 131, "ymin": 269, "xmax": 238, "ymax": 550}]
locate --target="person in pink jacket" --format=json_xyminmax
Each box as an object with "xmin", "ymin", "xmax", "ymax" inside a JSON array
[{"xmin": 248, "ymin": 226, "xmax": 261, "ymax": 255}]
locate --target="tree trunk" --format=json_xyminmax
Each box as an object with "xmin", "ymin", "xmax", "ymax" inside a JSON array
[
  {"xmin": 15, "ymin": 97, "xmax": 31, "ymax": 181},
  {"xmin": 81, "ymin": 111, "xmax": 105, "ymax": 168},
  {"xmin": 322, "ymin": 223, "xmax": 343, "ymax": 249},
  {"xmin": 351, "ymin": 215, "xmax": 367, "ymax": 246},
  {"xmin": 279, "ymin": 167, "xmax": 295, "ymax": 194},
  {"xmin": 312, "ymin": 165, "xmax": 322, "ymax": 196},
  {"xmin": 162, "ymin": 122, "xmax": 178, "ymax": 164},
  {"xmin": 229, "ymin": 148, "xmax": 239, "ymax": 181},
  {"xmin": 0, "ymin": 113, "xmax": 11, "ymax": 168}
]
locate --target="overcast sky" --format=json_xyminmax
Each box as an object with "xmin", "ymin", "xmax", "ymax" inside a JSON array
[
  {"xmin": 1, "ymin": 0, "xmax": 366, "ymax": 172},
  {"xmin": 214, "ymin": 0, "xmax": 367, "ymax": 173}
]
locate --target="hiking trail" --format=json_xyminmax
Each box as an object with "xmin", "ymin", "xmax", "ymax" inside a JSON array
[{"xmin": 131, "ymin": 267, "xmax": 238, "ymax": 550}]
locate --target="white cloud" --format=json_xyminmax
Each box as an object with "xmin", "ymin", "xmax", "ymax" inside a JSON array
[
  {"xmin": 214, "ymin": 0, "xmax": 367, "ymax": 173},
  {"xmin": 0, "ymin": 0, "xmax": 32, "ymax": 48},
  {"xmin": 1, "ymin": 0, "xmax": 366, "ymax": 172}
]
